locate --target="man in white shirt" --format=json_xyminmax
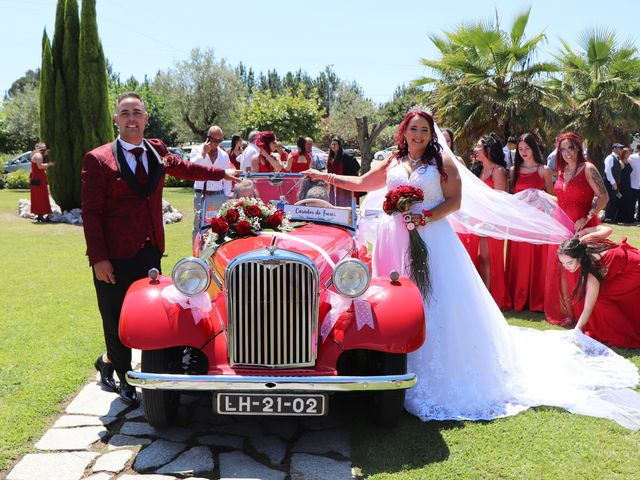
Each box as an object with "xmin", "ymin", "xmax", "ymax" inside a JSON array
[
  {"xmin": 603, "ymin": 142, "xmax": 624, "ymax": 222},
  {"xmin": 546, "ymin": 148, "xmax": 558, "ymax": 183},
  {"xmin": 503, "ymin": 136, "xmax": 516, "ymax": 169},
  {"xmin": 628, "ymin": 144, "xmax": 640, "ymax": 223},
  {"xmin": 237, "ymin": 130, "xmax": 259, "ymax": 172},
  {"xmin": 190, "ymin": 125, "xmax": 233, "ymax": 242}
]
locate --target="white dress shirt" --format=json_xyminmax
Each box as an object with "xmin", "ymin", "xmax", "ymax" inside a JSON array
[
  {"xmin": 629, "ymin": 153, "xmax": 640, "ymax": 190},
  {"xmin": 190, "ymin": 143, "xmax": 232, "ymax": 196},
  {"xmin": 603, "ymin": 152, "xmax": 618, "ymax": 185},
  {"xmin": 118, "ymin": 138, "xmax": 148, "ymax": 174},
  {"xmin": 237, "ymin": 143, "xmax": 259, "ymax": 172}
]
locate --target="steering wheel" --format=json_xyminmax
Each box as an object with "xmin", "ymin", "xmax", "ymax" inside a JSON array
[{"xmin": 294, "ymin": 198, "xmax": 334, "ymax": 208}]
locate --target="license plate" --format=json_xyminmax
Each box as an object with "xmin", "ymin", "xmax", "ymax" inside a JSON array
[{"xmin": 216, "ymin": 393, "xmax": 326, "ymax": 416}]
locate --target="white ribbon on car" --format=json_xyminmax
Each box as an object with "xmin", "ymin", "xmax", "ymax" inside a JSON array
[
  {"xmin": 161, "ymin": 285, "xmax": 212, "ymax": 325},
  {"xmin": 320, "ymin": 286, "xmax": 383, "ymax": 341}
]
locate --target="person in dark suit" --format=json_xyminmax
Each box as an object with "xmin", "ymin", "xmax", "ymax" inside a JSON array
[{"xmin": 82, "ymin": 92, "xmax": 240, "ymax": 405}]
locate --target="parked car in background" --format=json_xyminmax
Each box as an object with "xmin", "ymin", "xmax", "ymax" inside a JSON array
[
  {"xmin": 373, "ymin": 146, "xmax": 396, "ymax": 161},
  {"xmin": 122, "ymin": 174, "xmax": 425, "ymax": 428},
  {"xmin": 167, "ymin": 147, "xmax": 185, "ymax": 160},
  {"xmin": 2, "ymin": 152, "xmax": 32, "ymax": 174}
]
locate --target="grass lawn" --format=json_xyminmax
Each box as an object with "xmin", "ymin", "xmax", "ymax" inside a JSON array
[{"xmin": 0, "ymin": 187, "xmax": 639, "ymax": 478}]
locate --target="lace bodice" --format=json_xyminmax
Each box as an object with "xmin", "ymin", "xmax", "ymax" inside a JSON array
[{"xmin": 386, "ymin": 161, "xmax": 444, "ymax": 211}]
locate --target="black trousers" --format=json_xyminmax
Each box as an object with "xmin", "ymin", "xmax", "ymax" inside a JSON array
[
  {"xmin": 604, "ymin": 180, "xmax": 619, "ymax": 221},
  {"xmin": 92, "ymin": 245, "xmax": 161, "ymax": 375}
]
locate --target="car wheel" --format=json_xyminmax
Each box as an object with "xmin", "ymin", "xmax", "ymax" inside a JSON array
[
  {"xmin": 141, "ymin": 348, "xmax": 182, "ymax": 428},
  {"xmin": 370, "ymin": 352, "xmax": 407, "ymax": 428}
]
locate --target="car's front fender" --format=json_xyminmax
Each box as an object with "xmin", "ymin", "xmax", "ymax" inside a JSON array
[
  {"xmin": 119, "ymin": 275, "xmax": 220, "ymax": 350},
  {"xmin": 327, "ymin": 276, "xmax": 425, "ymax": 354}
]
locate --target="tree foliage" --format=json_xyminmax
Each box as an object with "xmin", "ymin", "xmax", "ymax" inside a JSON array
[
  {"xmin": 416, "ymin": 8, "xmax": 558, "ymax": 156},
  {"xmin": 546, "ymin": 27, "xmax": 640, "ymax": 167},
  {"xmin": 241, "ymin": 89, "xmax": 324, "ymax": 143},
  {"xmin": 6, "ymin": 69, "xmax": 40, "ymax": 100},
  {"xmin": 324, "ymin": 83, "xmax": 377, "ymax": 147},
  {"xmin": 155, "ymin": 48, "xmax": 245, "ymax": 142},
  {"xmin": 78, "ymin": 0, "xmax": 112, "ymax": 158},
  {"xmin": 1, "ymin": 84, "xmax": 40, "ymax": 151}
]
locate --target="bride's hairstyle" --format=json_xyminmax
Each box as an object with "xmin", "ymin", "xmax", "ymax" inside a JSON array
[
  {"xmin": 557, "ymin": 238, "xmax": 616, "ymax": 301},
  {"xmin": 555, "ymin": 132, "xmax": 587, "ymax": 173},
  {"xmin": 470, "ymin": 133, "xmax": 506, "ymax": 177},
  {"xmin": 511, "ymin": 132, "xmax": 544, "ymax": 190},
  {"xmin": 256, "ymin": 131, "xmax": 277, "ymax": 154},
  {"xmin": 394, "ymin": 110, "xmax": 446, "ymax": 181}
]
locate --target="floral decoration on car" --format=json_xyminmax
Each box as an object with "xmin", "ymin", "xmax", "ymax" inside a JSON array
[{"xmin": 200, "ymin": 198, "xmax": 292, "ymax": 260}]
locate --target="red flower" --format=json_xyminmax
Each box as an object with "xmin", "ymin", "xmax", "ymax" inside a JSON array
[
  {"xmin": 244, "ymin": 204, "xmax": 262, "ymax": 218},
  {"xmin": 383, "ymin": 186, "xmax": 424, "ymax": 214},
  {"xmin": 235, "ymin": 220, "xmax": 252, "ymax": 236},
  {"xmin": 265, "ymin": 211, "xmax": 284, "ymax": 229},
  {"xmin": 209, "ymin": 218, "xmax": 229, "ymax": 235},
  {"xmin": 225, "ymin": 209, "xmax": 240, "ymax": 224}
]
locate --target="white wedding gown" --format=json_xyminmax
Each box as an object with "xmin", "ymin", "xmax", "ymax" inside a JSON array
[{"xmin": 372, "ymin": 162, "xmax": 640, "ymax": 428}]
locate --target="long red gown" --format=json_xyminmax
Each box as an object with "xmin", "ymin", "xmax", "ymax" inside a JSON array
[
  {"xmin": 544, "ymin": 167, "xmax": 599, "ymax": 324},
  {"xmin": 29, "ymin": 161, "xmax": 52, "ymax": 216},
  {"xmin": 505, "ymin": 171, "xmax": 548, "ymax": 311},
  {"xmin": 576, "ymin": 239, "xmax": 640, "ymax": 348},
  {"xmin": 287, "ymin": 151, "xmax": 311, "ymax": 173},
  {"xmin": 459, "ymin": 174, "xmax": 512, "ymax": 310}
]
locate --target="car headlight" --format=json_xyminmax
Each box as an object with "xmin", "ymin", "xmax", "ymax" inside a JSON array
[
  {"xmin": 332, "ymin": 258, "xmax": 371, "ymax": 298},
  {"xmin": 172, "ymin": 257, "xmax": 211, "ymax": 296}
]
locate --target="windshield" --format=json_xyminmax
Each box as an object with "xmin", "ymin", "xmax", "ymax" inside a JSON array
[{"xmin": 201, "ymin": 173, "xmax": 357, "ymax": 229}]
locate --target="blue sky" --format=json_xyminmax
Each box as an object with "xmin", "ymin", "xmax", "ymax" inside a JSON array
[{"xmin": 1, "ymin": 0, "xmax": 637, "ymax": 104}]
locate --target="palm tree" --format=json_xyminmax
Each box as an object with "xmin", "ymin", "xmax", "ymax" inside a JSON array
[
  {"xmin": 415, "ymin": 8, "xmax": 558, "ymax": 157},
  {"xmin": 546, "ymin": 28, "xmax": 640, "ymax": 168}
]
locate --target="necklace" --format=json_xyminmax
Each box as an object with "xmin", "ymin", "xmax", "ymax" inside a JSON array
[{"xmin": 407, "ymin": 152, "xmax": 422, "ymax": 167}]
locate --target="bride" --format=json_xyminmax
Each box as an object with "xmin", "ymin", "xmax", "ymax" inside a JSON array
[{"xmin": 304, "ymin": 109, "xmax": 640, "ymax": 429}]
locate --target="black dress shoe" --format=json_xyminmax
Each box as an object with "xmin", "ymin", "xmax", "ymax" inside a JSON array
[
  {"xmin": 94, "ymin": 355, "xmax": 118, "ymax": 392},
  {"xmin": 117, "ymin": 371, "xmax": 140, "ymax": 406}
]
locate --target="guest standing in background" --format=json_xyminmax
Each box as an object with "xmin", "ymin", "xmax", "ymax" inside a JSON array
[
  {"xmin": 190, "ymin": 125, "xmax": 233, "ymax": 243},
  {"xmin": 441, "ymin": 128, "xmax": 465, "ymax": 165},
  {"xmin": 603, "ymin": 143, "xmax": 624, "ymax": 222},
  {"xmin": 505, "ymin": 133, "xmax": 554, "ymax": 312},
  {"xmin": 618, "ymin": 147, "xmax": 635, "ymax": 225},
  {"xmin": 285, "ymin": 136, "xmax": 312, "ymax": 172},
  {"xmin": 226, "ymin": 134, "xmax": 243, "ymax": 170},
  {"xmin": 629, "ymin": 144, "xmax": 640, "ymax": 223},
  {"xmin": 29, "ymin": 143, "xmax": 54, "ymax": 222},
  {"xmin": 237, "ymin": 130, "xmax": 259, "ymax": 172},
  {"xmin": 327, "ymin": 136, "xmax": 360, "ymax": 206}
]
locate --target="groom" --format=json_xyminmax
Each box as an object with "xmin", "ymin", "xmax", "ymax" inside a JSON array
[{"xmin": 81, "ymin": 92, "xmax": 240, "ymax": 405}]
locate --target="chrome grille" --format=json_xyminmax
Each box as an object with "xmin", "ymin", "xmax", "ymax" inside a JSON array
[{"xmin": 226, "ymin": 251, "xmax": 319, "ymax": 368}]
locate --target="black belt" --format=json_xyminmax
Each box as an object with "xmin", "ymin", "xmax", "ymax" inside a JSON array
[{"xmin": 195, "ymin": 189, "xmax": 224, "ymax": 194}]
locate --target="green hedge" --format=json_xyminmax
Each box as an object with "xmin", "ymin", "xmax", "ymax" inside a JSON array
[
  {"xmin": 3, "ymin": 170, "xmax": 30, "ymax": 189},
  {"xmin": 165, "ymin": 175, "xmax": 193, "ymax": 187}
]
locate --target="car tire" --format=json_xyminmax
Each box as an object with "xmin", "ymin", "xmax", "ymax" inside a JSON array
[
  {"xmin": 141, "ymin": 348, "xmax": 182, "ymax": 428},
  {"xmin": 370, "ymin": 352, "xmax": 407, "ymax": 428}
]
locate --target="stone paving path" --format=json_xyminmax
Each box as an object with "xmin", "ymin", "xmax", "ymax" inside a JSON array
[{"xmin": 6, "ymin": 353, "xmax": 357, "ymax": 480}]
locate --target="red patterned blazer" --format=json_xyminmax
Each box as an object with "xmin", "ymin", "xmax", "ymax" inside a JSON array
[{"xmin": 81, "ymin": 138, "xmax": 224, "ymax": 266}]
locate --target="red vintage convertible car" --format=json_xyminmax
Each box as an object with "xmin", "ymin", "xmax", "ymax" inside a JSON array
[{"xmin": 121, "ymin": 174, "xmax": 425, "ymax": 427}]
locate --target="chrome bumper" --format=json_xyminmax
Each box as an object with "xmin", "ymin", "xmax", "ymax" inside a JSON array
[{"xmin": 126, "ymin": 371, "xmax": 416, "ymax": 392}]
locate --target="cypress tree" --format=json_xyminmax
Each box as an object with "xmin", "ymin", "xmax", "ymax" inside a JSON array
[
  {"xmin": 39, "ymin": 29, "xmax": 55, "ymax": 146},
  {"xmin": 78, "ymin": 0, "xmax": 112, "ymax": 157},
  {"xmin": 62, "ymin": 0, "xmax": 82, "ymax": 206},
  {"xmin": 49, "ymin": 69, "xmax": 72, "ymax": 208},
  {"xmin": 51, "ymin": 0, "xmax": 65, "ymax": 71}
]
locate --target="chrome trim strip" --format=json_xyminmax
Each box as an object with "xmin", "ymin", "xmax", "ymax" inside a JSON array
[{"xmin": 126, "ymin": 371, "xmax": 417, "ymax": 391}]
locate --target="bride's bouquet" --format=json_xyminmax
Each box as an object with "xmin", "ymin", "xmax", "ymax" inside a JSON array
[{"xmin": 382, "ymin": 185, "xmax": 431, "ymax": 299}]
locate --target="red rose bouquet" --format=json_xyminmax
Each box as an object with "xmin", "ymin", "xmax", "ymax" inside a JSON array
[
  {"xmin": 200, "ymin": 197, "xmax": 292, "ymax": 260},
  {"xmin": 383, "ymin": 185, "xmax": 432, "ymax": 299}
]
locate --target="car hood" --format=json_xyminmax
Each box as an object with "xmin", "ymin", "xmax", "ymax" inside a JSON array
[{"xmin": 210, "ymin": 223, "xmax": 356, "ymax": 284}]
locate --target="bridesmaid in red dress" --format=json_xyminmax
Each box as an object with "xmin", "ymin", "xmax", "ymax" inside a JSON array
[
  {"xmin": 29, "ymin": 143, "xmax": 54, "ymax": 222},
  {"xmin": 544, "ymin": 132, "xmax": 609, "ymax": 325},
  {"xmin": 226, "ymin": 134, "xmax": 243, "ymax": 170},
  {"xmin": 248, "ymin": 131, "xmax": 290, "ymax": 202},
  {"xmin": 557, "ymin": 234, "xmax": 640, "ymax": 348},
  {"xmin": 466, "ymin": 133, "xmax": 512, "ymax": 310},
  {"xmin": 285, "ymin": 136, "xmax": 312, "ymax": 173},
  {"xmin": 505, "ymin": 133, "xmax": 554, "ymax": 311}
]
